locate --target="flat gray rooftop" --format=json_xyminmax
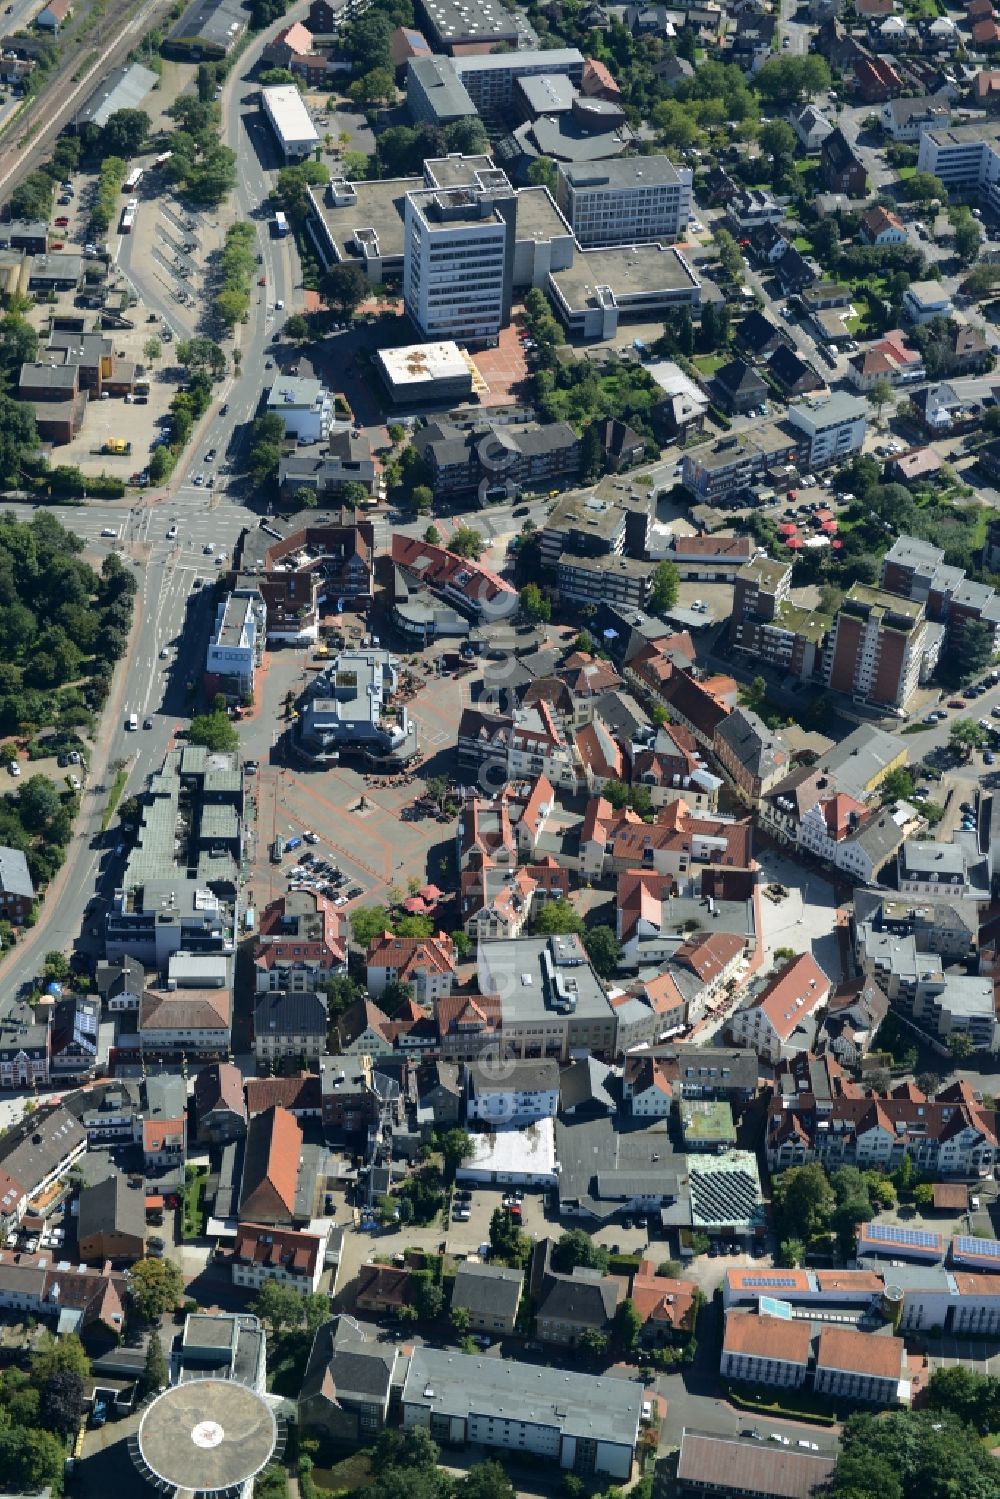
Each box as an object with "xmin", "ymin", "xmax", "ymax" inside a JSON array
[
  {"xmin": 316, "ymin": 177, "xmax": 418, "ymax": 262},
  {"xmin": 137, "ymin": 1379, "xmax": 275, "ymax": 1493},
  {"xmin": 516, "ymin": 186, "xmax": 571, "ymax": 243},
  {"xmin": 551, "ymin": 244, "xmax": 698, "ymax": 308}
]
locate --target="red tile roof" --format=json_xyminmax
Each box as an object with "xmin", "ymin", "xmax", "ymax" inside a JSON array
[
  {"xmin": 240, "ymin": 1106, "xmax": 302, "ymax": 1221},
  {"xmin": 723, "ymin": 1311, "xmax": 812, "ymax": 1364},
  {"xmin": 815, "ymin": 1326, "xmax": 902, "ymax": 1381}
]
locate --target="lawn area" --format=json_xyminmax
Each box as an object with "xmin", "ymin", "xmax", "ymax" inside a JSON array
[
  {"xmin": 312, "ymin": 1453, "xmax": 373, "ymax": 1495},
  {"xmin": 181, "ymin": 1165, "xmax": 209, "ymax": 1240},
  {"xmin": 792, "ymin": 236, "xmax": 812, "ymax": 253},
  {"xmin": 693, "ymin": 354, "xmax": 727, "ymax": 375}
]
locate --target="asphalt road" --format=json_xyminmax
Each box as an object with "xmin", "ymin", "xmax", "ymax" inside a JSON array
[{"xmin": 0, "ymin": 3, "xmax": 322, "ymax": 996}]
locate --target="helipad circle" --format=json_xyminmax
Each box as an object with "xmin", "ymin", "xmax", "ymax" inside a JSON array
[{"xmin": 138, "ymin": 1379, "xmax": 276, "ymax": 1494}]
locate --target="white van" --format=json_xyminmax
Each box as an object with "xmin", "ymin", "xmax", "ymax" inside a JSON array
[{"xmin": 127, "ymin": 713, "xmax": 138, "ymax": 731}]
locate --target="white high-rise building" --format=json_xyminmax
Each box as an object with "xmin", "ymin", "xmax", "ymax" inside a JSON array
[
  {"xmin": 403, "ymin": 178, "xmax": 516, "ymax": 344},
  {"xmin": 555, "ymin": 157, "xmax": 693, "ymax": 248}
]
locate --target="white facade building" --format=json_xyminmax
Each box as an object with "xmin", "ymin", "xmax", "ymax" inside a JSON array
[
  {"xmin": 786, "ymin": 393, "xmax": 868, "ymax": 468},
  {"xmin": 260, "ymin": 84, "xmax": 319, "ymax": 162},
  {"xmin": 266, "ymin": 376, "xmax": 333, "ymax": 442},
  {"xmin": 466, "ymin": 1059, "xmax": 559, "ymax": 1123},
  {"xmin": 555, "ymin": 157, "xmax": 692, "ymax": 249},
  {"xmin": 207, "ymin": 592, "xmax": 266, "ymax": 698},
  {"xmin": 403, "ymin": 182, "xmax": 515, "ymax": 343}
]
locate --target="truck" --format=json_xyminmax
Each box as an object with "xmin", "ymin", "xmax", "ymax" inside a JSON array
[
  {"xmin": 102, "ymin": 438, "xmax": 132, "ymax": 455},
  {"xmin": 274, "ymin": 210, "xmax": 288, "ymax": 237}
]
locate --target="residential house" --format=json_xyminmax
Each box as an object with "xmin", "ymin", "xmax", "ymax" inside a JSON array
[
  {"xmin": 77, "ymin": 1171, "xmax": 146, "ymax": 1262},
  {"xmin": 713, "ymin": 359, "xmax": 768, "ymax": 416},
  {"xmin": 729, "ymin": 953, "xmax": 832, "ymax": 1063},
  {"xmin": 860, "ymin": 205, "xmax": 907, "ymax": 244},
  {"xmin": 533, "ymin": 1242, "xmax": 621, "ymax": 1346},
  {"xmin": 792, "ymin": 104, "xmax": 834, "ymax": 152},
  {"xmin": 766, "ymin": 345, "xmax": 825, "ymax": 397},
  {"xmin": 253, "ymin": 891, "xmax": 346, "ymax": 993},
  {"xmin": 734, "ymin": 310, "xmax": 790, "ymax": 361},
  {"xmin": 299, "ymin": 1314, "xmax": 399, "ymax": 1443},
  {"xmin": 416, "ymin": 1060, "xmax": 463, "ymax": 1126},
  {"xmin": 713, "ymin": 708, "xmax": 791, "ymax": 806},
  {"xmin": 194, "ymin": 1061, "xmax": 248, "ymax": 1144},
  {"xmin": 232, "ymin": 1222, "xmax": 327, "ymax": 1294},
  {"xmin": 365, "ymin": 932, "xmax": 457, "ymax": 1005},
  {"xmin": 96, "ymin": 956, "xmax": 144, "ymax": 1012},
  {"xmin": 466, "ymin": 1059, "xmax": 560, "ymax": 1123},
  {"xmin": 816, "ymin": 975, "xmax": 889, "ymax": 1067},
  {"xmin": 631, "ymin": 1259, "xmax": 698, "ymax": 1345},
  {"xmin": 0, "ymin": 845, "xmax": 34, "ymax": 924},
  {"xmin": 821, "ymin": 128, "xmax": 867, "ymax": 194},
  {"xmin": 451, "ymin": 1261, "xmax": 524, "ymax": 1335},
  {"xmin": 854, "ymin": 54, "xmax": 904, "ymax": 103},
  {"xmin": 622, "ymin": 1054, "xmax": 675, "ymax": 1116},
  {"xmin": 336, "ymin": 998, "xmax": 394, "ymax": 1058}
]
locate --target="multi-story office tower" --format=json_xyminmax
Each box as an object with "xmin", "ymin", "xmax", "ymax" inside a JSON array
[
  {"xmin": 555, "ymin": 158, "xmax": 692, "ymax": 248},
  {"xmin": 403, "ymin": 178, "xmax": 516, "ymax": 343}
]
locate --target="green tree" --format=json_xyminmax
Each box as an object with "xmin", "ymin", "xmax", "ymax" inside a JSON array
[
  {"xmin": 450, "ymin": 526, "xmax": 484, "ymax": 560},
  {"xmin": 439, "ymin": 1127, "xmax": 473, "ymax": 1179},
  {"xmin": 772, "ymin": 1163, "xmax": 835, "ymax": 1242},
  {"xmin": 519, "ymin": 583, "xmax": 551, "ymax": 623},
  {"xmin": 532, "ymin": 899, "xmax": 584, "ymax": 937},
  {"xmin": 411, "ymin": 484, "xmax": 434, "ymax": 513},
  {"xmin": 143, "ymin": 336, "xmax": 162, "ymax": 363},
  {"xmin": 906, "ymin": 170, "xmax": 947, "ymax": 203},
  {"xmin": 424, "ymin": 524, "xmax": 441, "ymax": 545},
  {"xmin": 617, "ymin": 1297, "xmax": 641, "ymax": 1351},
  {"xmin": 778, "ymin": 1238, "xmax": 806, "ymax": 1267},
  {"xmin": 880, "ymin": 767, "xmax": 914, "ymax": 802},
  {"xmin": 460, "ymin": 1462, "xmax": 516, "ymax": 1499},
  {"xmin": 552, "ymin": 1229, "xmax": 609, "ymax": 1274},
  {"xmin": 99, "ymin": 108, "xmax": 150, "ymax": 158},
  {"xmin": 913, "ymin": 1182, "xmax": 935, "ymax": 1211},
  {"xmin": 954, "ymin": 213, "xmax": 982, "ymax": 265},
  {"xmin": 942, "ymin": 618, "xmax": 995, "ymax": 686},
  {"xmin": 527, "ymin": 156, "xmax": 558, "ymax": 193},
  {"xmin": 579, "ymin": 1328, "xmax": 609, "ymax": 1360},
  {"xmin": 350, "ymin": 904, "xmax": 395, "ymax": 947},
  {"xmin": 254, "ymin": 1281, "xmax": 307, "ymax": 1335},
  {"xmin": 948, "ymin": 1030, "xmax": 974, "ymax": 1059},
  {"xmin": 488, "ymin": 1205, "xmax": 531, "ymax": 1267},
  {"xmin": 187, "ymin": 711, "xmax": 238, "ymax": 752},
  {"xmin": 949, "ymin": 717, "xmax": 988, "ymax": 758},
  {"xmin": 649, "ymin": 561, "xmax": 680, "ymax": 614},
  {"xmin": 583, "ymin": 925, "xmax": 620, "ymax": 978},
  {"xmin": 0, "ymin": 1427, "xmax": 64, "ymax": 1493},
  {"xmin": 322, "ymin": 263, "xmax": 369, "ymax": 319},
  {"xmin": 129, "ymin": 1257, "xmax": 183, "ymax": 1322},
  {"xmin": 283, "ymin": 313, "xmax": 309, "ymax": 340},
  {"xmin": 451, "ymin": 1303, "xmax": 471, "ymax": 1332},
  {"xmin": 39, "ymin": 1368, "xmax": 84, "ymax": 1437},
  {"xmin": 755, "ymin": 54, "xmax": 831, "ymax": 105},
  {"xmin": 869, "ymin": 377, "xmax": 895, "ymax": 427},
  {"xmin": 760, "ymin": 117, "xmax": 797, "ymax": 161},
  {"xmin": 413, "ymin": 1272, "xmax": 445, "ymax": 1321},
  {"xmin": 141, "ymin": 1330, "xmax": 168, "ymax": 1396}
]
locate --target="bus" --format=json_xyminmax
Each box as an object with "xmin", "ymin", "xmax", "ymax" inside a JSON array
[
  {"xmin": 123, "ymin": 167, "xmax": 144, "ymax": 192},
  {"xmin": 274, "ymin": 210, "xmax": 288, "ymax": 237},
  {"xmin": 120, "ymin": 197, "xmax": 138, "ymax": 233},
  {"xmin": 154, "ymin": 151, "xmax": 173, "ymax": 167}
]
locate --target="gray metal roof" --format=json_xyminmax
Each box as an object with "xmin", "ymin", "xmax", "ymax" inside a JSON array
[
  {"xmin": 401, "ymin": 1346, "xmax": 641, "ymax": 1446},
  {"xmin": 0, "ymin": 845, "xmax": 34, "ymax": 900},
  {"xmin": 75, "ymin": 61, "xmax": 157, "ymax": 128}
]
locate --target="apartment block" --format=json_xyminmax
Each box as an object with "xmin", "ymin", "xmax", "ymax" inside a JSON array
[
  {"xmin": 730, "ymin": 554, "xmax": 829, "ymax": 680},
  {"xmin": 232, "ymin": 1222, "xmax": 327, "ymax": 1295},
  {"xmin": 403, "ymin": 180, "xmax": 516, "ymax": 344},
  {"xmin": 454, "ymin": 48, "xmax": 585, "ymax": 112},
  {"xmin": 555, "ymin": 157, "xmax": 692, "ymax": 249},
  {"xmin": 788, "ymin": 392, "xmax": 867, "ymax": 468},
  {"xmin": 824, "ymin": 584, "xmax": 932, "ymax": 711}
]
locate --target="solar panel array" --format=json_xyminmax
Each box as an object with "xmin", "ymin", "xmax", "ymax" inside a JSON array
[
  {"xmin": 861, "ymin": 1222, "xmax": 940, "ymax": 1248},
  {"xmin": 741, "ymin": 1274, "xmax": 801, "ymax": 1289},
  {"xmin": 690, "ymin": 1166, "xmax": 760, "ymax": 1224},
  {"xmin": 953, "ymin": 1236, "xmax": 1000, "ymax": 1260}
]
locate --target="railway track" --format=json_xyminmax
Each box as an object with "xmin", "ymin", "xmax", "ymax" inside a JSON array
[{"xmin": 0, "ymin": 0, "xmax": 169, "ymax": 205}]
